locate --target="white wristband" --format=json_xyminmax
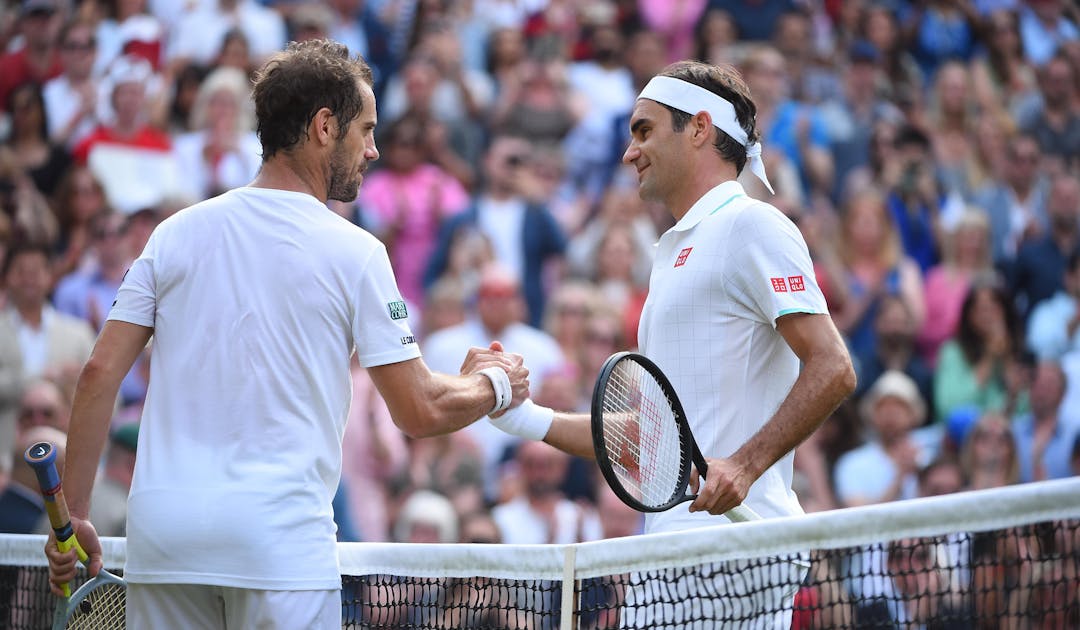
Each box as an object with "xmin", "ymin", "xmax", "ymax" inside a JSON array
[
  {"xmin": 478, "ymin": 366, "xmax": 512, "ymax": 414},
  {"xmin": 487, "ymin": 399, "xmax": 554, "ymax": 441}
]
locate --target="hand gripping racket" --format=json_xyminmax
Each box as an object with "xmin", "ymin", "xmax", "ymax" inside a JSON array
[
  {"xmin": 591, "ymin": 352, "xmax": 760, "ymax": 522},
  {"xmin": 24, "ymin": 441, "xmax": 126, "ymax": 630}
]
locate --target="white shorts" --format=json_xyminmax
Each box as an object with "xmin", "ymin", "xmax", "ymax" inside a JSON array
[
  {"xmin": 127, "ymin": 583, "xmax": 341, "ymax": 630},
  {"xmin": 621, "ymin": 554, "xmax": 809, "ymax": 629}
]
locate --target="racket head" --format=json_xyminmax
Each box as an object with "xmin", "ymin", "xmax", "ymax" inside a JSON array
[
  {"xmin": 591, "ymin": 352, "xmax": 696, "ymax": 512},
  {"xmin": 62, "ymin": 570, "xmax": 126, "ymax": 630}
]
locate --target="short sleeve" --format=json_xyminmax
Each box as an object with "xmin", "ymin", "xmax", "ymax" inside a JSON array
[
  {"xmin": 107, "ymin": 230, "xmax": 159, "ymax": 328},
  {"xmin": 351, "ymin": 244, "xmax": 422, "ymax": 368},
  {"xmin": 725, "ymin": 205, "xmax": 829, "ymax": 328}
]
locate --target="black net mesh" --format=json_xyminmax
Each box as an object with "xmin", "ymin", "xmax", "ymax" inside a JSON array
[{"xmin": 3, "ymin": 519, "xmax": 1078, "ymax": 629}]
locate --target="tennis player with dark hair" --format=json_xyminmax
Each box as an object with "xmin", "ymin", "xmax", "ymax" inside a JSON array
[
  {"xmin": 45, "ymin": 39, "xmax": 529, "ymax": 629},
  {"xmin": 477, "ymin": 60, "xmax": 856, "ymax": 626}
]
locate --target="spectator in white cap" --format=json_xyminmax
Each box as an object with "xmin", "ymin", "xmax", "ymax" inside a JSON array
[{"xmin": 834, "ymin": 370, "xmax": 941, "ymax": 508}]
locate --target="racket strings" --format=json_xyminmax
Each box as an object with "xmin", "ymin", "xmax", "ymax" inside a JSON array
[
  {"xmin": 602, "ymin": 361, "xmax": 688, "ymax": 509},
  {"xmin": 67, "ymin": 583, "xmax": 126, "ymax": 630}
]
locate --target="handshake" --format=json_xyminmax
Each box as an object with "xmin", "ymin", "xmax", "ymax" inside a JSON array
[{"xmin": 461, "ymin": 341, "xmax": 555, "ymax": 441}]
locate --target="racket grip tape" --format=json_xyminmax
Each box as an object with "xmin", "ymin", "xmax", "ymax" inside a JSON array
[
  {"xmin": 23, "ymin": 441, "xmax": 90, "ymax": 596},
  {"xmin": 726, "ymin": 504, "xmax": 762, "ymax": 522}
]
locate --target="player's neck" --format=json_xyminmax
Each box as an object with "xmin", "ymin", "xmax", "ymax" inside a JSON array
[
  {"xmin": 666, "ymin": 161, "xmax": 739, "ymax": 222},
  {"xmin": 251, "ymin": 153, "xmax": 329, "ymax": 202}
]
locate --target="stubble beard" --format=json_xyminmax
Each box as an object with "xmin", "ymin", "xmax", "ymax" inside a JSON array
[{"xmin": 327, "ymin": 145, "xmax": 361, "ymax": 202}]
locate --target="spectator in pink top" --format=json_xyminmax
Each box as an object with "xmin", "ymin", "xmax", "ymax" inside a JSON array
[
  {"xmin": 358, "ymin": 115, "xmax": 469, "ymax": 310},
  {"xmin": 637, "ymin": 0, "xmax": 708, "ymax": 63}
]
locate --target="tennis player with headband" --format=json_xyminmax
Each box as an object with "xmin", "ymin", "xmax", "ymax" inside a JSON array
[{"xmin": 475, "ymin": 61, "xmax": 856, "ymax": 626}]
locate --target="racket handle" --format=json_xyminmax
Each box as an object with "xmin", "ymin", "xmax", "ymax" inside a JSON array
[
  {"xmin": 24, "ymin": 442, "xmax": 89, "ymax": 597},
  {"xmin": 725, "ymin": 504, "xmax": 762, "ymax": 522}
]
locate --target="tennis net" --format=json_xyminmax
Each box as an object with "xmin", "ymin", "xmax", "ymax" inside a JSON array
[{"xmin": 3, "ymin": 478, "xmax": 1078, "ymax": 629}]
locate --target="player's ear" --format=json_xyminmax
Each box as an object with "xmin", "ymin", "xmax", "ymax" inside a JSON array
[
  {"xmin": 310, "ymin": 107, "xmax": 336, "ymax": 146},
  {"xmin": 690, "ymin": 111, "xmax": 714, "ymax": 148}
]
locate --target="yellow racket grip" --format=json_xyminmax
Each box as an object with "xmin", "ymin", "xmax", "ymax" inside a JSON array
[{"xmin": 55, "ymin": 533, "xmax": 88, "ymax": 597}]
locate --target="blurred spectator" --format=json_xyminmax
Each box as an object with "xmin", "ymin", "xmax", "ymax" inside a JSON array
[
  {"xmin": 1009, "ymin": 172, "xmax": 1080, "ymax": 319},
  {"xmin": 492, "ymin": 439, "xmax": 601, "ymax": 544},
  {"xmin": 883, "ymin": 125, "xmax": 942, "ymax": 272},
  {"xmin": 692, "ymin": 7, "xmax": 739, "ymax": 66},
  {"xmin": 973, "ymin": 133, "xmax": 1049, "ymax": 265},
  {"xmin": 1017, "ymin": 0, "xmax": 1079, "ymax": 66},
  {"xmin": 708, "ymin": 0, "xmax": 797, "ymax": 42},
  {"xmin": 971, "ymin": 8, "xmax": 1038, "ymax": 116},
  {"xmin": 426, "ymin": 136, "xmax": 567, "ymax": 326},
  {"xmin": 743, "ymin": 45, "xmax": 834, "ymax": 199},
  {"xmin": 589, "ymin": 222, "xmax": 649, "ymax": 338},
  {"xmin": 822, "ymin": 40, "xmax": 903, "ymax": 202},
  {"xmin": 0, "ymin": 0, "xmax": 62, "ymax": 116},
  {"xmin": 834, "ymin": 370, "xmax": 938, "ymax": 507},
  {"xmin": 88, "ymin": 423, "xmax": 138, "ymax": 537},
  {"xmin": 918, "ymin": 209, "xmax": 994, "ymax": 365},
  {"xmin": 170, "ymin": 67, "xmax": 259, "ymax": 203},
  {"xmin": 210, "ymin": 27, "xmax": 255, "ymax": 78},
  {"xmin": 541, "ymin": 279, "xmax": 598, "ymax": 368},
  {"xmin": 458, "ymin": 510, "xmax": 502, "ymax": 544},
  {"xmin": 565, "ymin": 184, "xmax": 655, "ymax": 292},
  {"xmin": 359, "ymin": 114, "xmax": 470, "ymax": 310},
  {"xmin": 594, "ymin": 479, "xmax": 642, "ymax": 538},
  {"xmin": 1027, "ymin": 249, "xmax": 1080, "ymax": 361},
  {"xmin": 926, "ymin": 61, "xmax": 978, "ymax": 199},
  {"xmin": 859, "ymin": 5, "xmax": 924, "ymax": 103},
  {"xmin": 0, "ymin": 424, "xmax": 65, "ymax": 534},
  {"xmin": 340, "ymin": 361, "xmax": 408, "ymax": 543},
  {"xmin": 563, "ymin": 20, "xmax": 635, "ymax": 202},
  {"xmin": 854, "ymin": 294, "xmax": 935, "ymax": 412},
  {"xmin": 73, "ymin": 55, "xmax": 177, "ymax": 214},
  {"xmin": 43, "ymin": 18, "xmax": 99, "ymax": 150},
  {"xmin": 54, "ymin": 211, "xmax": 131, "ymax": 331},
  {"xmin": 773, "ymin": 9, "xmax": 841, "ymax": 104},
  {"xmin": 934, "ymin": 279, "xmax": 1019, "ymax": 422},
  {"xmin": 819, "ymin": 189, "xmax": 925, "ymax": 367},
  {"xmin": 15, "ymin": 377, "xmax": 70, "ymax": 435},
  {"xmin": 0, "ymin": 242, "xmax": 95, "ymax": 382},
  {"xmin": 4, "ymin": 82, "xmax": 71, "ymax": 198},
  {"xmin": 0, "ymin": 147, "xmax": 56, "ymax": 248},
  {"xmin": 637, "ymin": 0, "xmax": 706, "ymax": 63},
  {"xmin": 161, "ymin": 63, "xmax": 206, "ymax": 135},
  {"xmin": 490, "ymin": 56, "xmax": 584, "ymax": 147},
  {"xmin": 958, "ymin": 411, "xmax": 1019, "ymax": 489},
  {"xmin": 485, "ymin": 25, "xmax": 528, "ymax": 92},
  {"xmin": 392, "ymin": 489, "xmax": 459, "ymax": 543},
  {"xmin": 916, "ymin": 454, "xmax": 966, "ymax": 497},
  {"xmin": 1021, "ymin": 51, "xmax": 1080, "ymax": 172},
  {"xmin": 1014, "ymin": 361, "xmax": 1079, "ymax": 482},
  {"xmin": 420, "ymin": 276, "xmax": 470, "ymax": 339},
  {"xmin": 167, "ymin": 0, "xmax": 286, "ymax": 69},
  {"xmin": 48, "ymin": 164, "xmax": 110, "ymax": 275},
  {"xmin": 323, "ymin": 0, "xmax": 393, "ymax": 80},
  {"xmin": 421, "ymin": 264, "xmax": 565, "ymax": 493},
  {"xmin": 900, "ymin": 0, "xmax": 980, "ymax": 79}
]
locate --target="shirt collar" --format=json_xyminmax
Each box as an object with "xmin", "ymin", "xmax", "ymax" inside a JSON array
[{"xmin": 668, "ymin": 180, "xmax": 747, "ymax": 233}]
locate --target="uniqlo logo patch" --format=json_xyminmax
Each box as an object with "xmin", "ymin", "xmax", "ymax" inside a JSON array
[
  {"xmin": 771, "ymin": 277, "xmax": 788, "ymax": 292},
  {"xmin": 674, "ymin": 247, "xmax": 693, "ymax": 267},
  {"xmin": 788, "ymin": 275, "xmax": 805, "ymax": 291}
]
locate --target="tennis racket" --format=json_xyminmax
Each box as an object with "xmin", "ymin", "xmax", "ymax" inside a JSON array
[
  {"xmin": 591, "ymin": 352, "xmax": 760, "ymax": 522},
  {"xmin": 24, "ymin": 441, "xmax": 127, "ymax": 630}
]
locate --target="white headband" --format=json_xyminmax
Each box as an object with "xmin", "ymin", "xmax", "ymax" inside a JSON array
[{"xmin": 638, "ymin": 76, "xmax": 774, "ymax": 194}]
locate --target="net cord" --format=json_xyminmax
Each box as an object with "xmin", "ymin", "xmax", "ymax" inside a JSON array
[{"xmin": 3, "ymin": 478, "xmax": 1078, "ymax": 583}]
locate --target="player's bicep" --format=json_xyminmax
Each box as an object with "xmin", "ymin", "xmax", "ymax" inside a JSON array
[
  {"xmin": 776, "ymin": 312, "xmax": 847, "ymax": 365},
  {"xmin": 86, "ymin": 321, "xmax": 154, "ymax": 384},
  {"xmin": 350, "ymin": 245, "xmax": 421, "ymax": 367}
]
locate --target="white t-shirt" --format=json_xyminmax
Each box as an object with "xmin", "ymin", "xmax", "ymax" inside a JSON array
[
  {"xmin": 637, "ymin": 181, "xmax": 828, "ymax": 534},
  {"xmin": 107, "ymin": 187, "xmax": 420, "ymax": 589}
]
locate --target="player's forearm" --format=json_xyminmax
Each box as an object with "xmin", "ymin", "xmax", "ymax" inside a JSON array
[
  {"xmin": 543, "ymin": 412, "xmax": 595, "ymax": 460},
  {"xmin": 731, "ymin": 352, "xmax": 855, "ymax": 481},
  {"xmin": 64, "ymin": 361, "xmax": 125, "ymax": 518},
  {"xmin": 405, "ymin": 372, "xmax": 498, "ymax": 438}
]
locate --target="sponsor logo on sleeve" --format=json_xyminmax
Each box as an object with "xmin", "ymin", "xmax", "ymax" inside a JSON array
[
  {"xmin": 387, "ymin": 300, "xmax": 408, "ymax": 320},
  {"xmin": 788, "ymin": 275, "xmax": 805, "ymax": 292},
  {"xmin": 771, "ymin": 277, "xmax": 788, "ymax": 293},
  {"xmin": 674, "ymin": 247, "xmax": 693, "ymax": 267},
  {"xmin": 400, "ymin": 335, "xmax": 416, "ymax": 345}
]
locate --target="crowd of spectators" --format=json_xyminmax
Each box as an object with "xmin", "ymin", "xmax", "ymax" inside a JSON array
[{"xmin": 0, "ymin": 0, "xmax": 1079, "ymax": 624}]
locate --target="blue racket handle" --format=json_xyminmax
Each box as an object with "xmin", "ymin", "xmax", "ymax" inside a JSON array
[{"xmin": 25, "ymin": 441, "xmax": 62, "ymax": 496}]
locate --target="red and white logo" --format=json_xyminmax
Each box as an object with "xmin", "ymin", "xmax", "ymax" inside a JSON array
[
  {"xmin": 788, "ymin": 275, "xmax": 805, "ymax": 292},
  {"xmin": 674, "ymin": 247, "xmax": 693, "ymax": 267},
  {"xmin": 771, "ymin": 277, "xmax": 788, "ymax": 293}
]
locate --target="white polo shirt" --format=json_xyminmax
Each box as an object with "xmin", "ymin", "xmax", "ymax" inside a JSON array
[
  {"xmin": 637, "ymin": 181, "xmax": 828, "ymax": 534},
  {"xmin": 108, "ymin": 187, "xmax": 421, "ymax": 589}
]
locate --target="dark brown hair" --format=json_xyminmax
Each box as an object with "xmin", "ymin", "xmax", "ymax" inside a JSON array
[
  {"xmin": 658, "ymin": 60, "xmax": 758, "ymax": 174},
  {"xmin": 252, "ymin": 39, "xmax": 374, "ymax": 159}
]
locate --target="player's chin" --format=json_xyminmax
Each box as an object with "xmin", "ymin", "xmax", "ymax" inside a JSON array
[{"xmin": 328, "ymin": 180, "xmax": 362, "ymax": 203}]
